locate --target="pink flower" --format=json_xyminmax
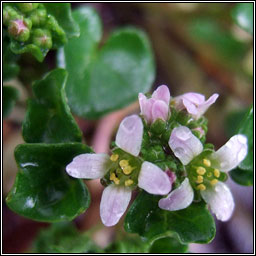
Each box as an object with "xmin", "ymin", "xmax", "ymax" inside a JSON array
[
  {"xmin": 66, "ymin": 115, "xmax": 172, "ymax": 227},
  {"xmin": 173, "ymin": 92, "xmax": 219, "ymax": 120},
  {"xmin": 159, "ymin": 126, "xmax": 248, "ymax": 222},
  {"xmin": 139, "ymin": 85, "xmax": 171, "ymax": 124}
]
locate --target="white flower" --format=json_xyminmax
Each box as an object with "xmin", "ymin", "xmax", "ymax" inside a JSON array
[
  {"xmin": 159, "ymin": 126, "xmax": 248, "ymax": 221},
  {"xmin": 173, "ymin": 92, "xmax": 219, "ymax": 120},
  {"xmin": 66, "ymin": 115, "xmax": 172, "ymax": 226},
  {"xmin": 139, "ymin": 85, "xmax": 171, "ymax": 124}
]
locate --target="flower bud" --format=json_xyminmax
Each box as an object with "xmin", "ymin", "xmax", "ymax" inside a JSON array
[
  {"xmin": 3, "ymin": 5, "xmax": 22, "ymax": 26},
  {"xmin": 29, "ymin": 8, "xmax": 47, "ymax": 27},
  {"xmin": 32, "ymin": 29, "xmax": 52, "ymax": 49},
  {"xmin": 16, "ymin": 3, "xmax": 39, "ymax": 13},
  {"xmin": 150, "ymin": 118, "xmax": 166, "ymax": 134},
  {"xmin": 8, "ymin": 19, "xmax": 30, "ymax": 42}
]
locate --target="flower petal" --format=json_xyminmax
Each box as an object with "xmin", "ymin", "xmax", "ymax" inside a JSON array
[
  {"xmin": 201, "ymin": 182, "xmax": 234, "ymax": 221},
  {"xmin": 66, "ymin": 153, "xmax": 110, "ymax": 179},
  {"xmin": 115, "ymin": 115, "xmax": 143, "ymax": 156},
  {"xmin": 196, "ymin": 93, "xmax": 219, "ymax": 119},
  {"xmin": 152, "ymin": 85, "xmax": 171, "ymax": 105},
  {"xmin": 210, "ymin": 134, "xmax": 248, "ymax": 172},
  {"xmin": 169, "ymin": 126, "xmax": 203, "ymax": 165},
  {"xmin": 158, "ymin": 178, "xmax": 194, "ymax": 211},
  {"xmin": 152, "ymin": 100, "xmax": 169, "ymax": 123},
  {"xmin": 138, "ymin": 161, "xmax": 172, "ymax": 195},
  {"xmin": 100, "ymin": 185, "xmax": 132, "ymax": 226}
]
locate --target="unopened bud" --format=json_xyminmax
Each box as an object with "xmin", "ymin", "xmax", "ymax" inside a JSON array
[
  {"xmin": 150, "ymin": 118, "xmax": 166, "ymax": 135},
  {"xmin": 8, "ymin": 19, "xmax": 30, "ymax": 42},
  {"xmin": 29, "ymin": 8, "xmax": 47, "ymax": 27},
  {"xmin": 3, "ymin": 5, "xmax": 22, "ymax": 26},
  {"xmin": 32, "ymin": 29, "xmax": 52, "ymax": 49},
  {"xmin": 16, "ymin": 3, "xmax": 39, "ymax": 13}
]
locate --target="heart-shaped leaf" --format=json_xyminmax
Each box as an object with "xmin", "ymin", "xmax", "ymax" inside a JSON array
[
  {"xmin": 6, "ymin": 143, "xmax": 91, "ymax": 222},
  {"xmin": 3, "ymin": 85, "xmax": 19, "ymax": 118},
  {"xmin": 58, "ymin": 6, "xmax": 155, "ymax": 119},
  {"xmin": 22, "ymin": 68, "xmax": 82, "ymax": 143},
  {"xmin": 230, "ymin": 106, "xmax": 253, "ymax": 186},
  {"xmin": 124, "ymin": 191, "xmax": 215, "ymax": 244}
]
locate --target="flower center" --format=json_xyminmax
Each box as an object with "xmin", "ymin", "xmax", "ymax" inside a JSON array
[
  {"xmin": 102, "ymin": 149, "xmax": 142, "ymax": 188},
  {"xmin": 188, "ymin": 158, "xmax": 220, "ymax": 191}
]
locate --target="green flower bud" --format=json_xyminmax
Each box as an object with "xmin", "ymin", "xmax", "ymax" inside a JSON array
[
  {"xmin": 8, "ymin": 19, "xmax": 30, "ymax": 42},
  {"xmin": 32, "ymin": 29, "xmax": 52, "ymax": 49},
  {"xmin": 24, "ymin": 18, "xmax": 32, "ymax": 30},
  {"xmin": 145, "ymin": 145, "xmax": 165, "ymax": 162},
  {"xmin": 16, "ymin": 3, "xmax": 39, "ymax": 13},
  {"xmin": 150, "ymin": 118, "xmax": 166, "ymax": 135},
  {"xmin": 3, "ymin": 5, "xmax": 22, "ymax": 26},
  {"xmin": 29, "ymin": 8, "xmax": 47, "ymax": 27}
]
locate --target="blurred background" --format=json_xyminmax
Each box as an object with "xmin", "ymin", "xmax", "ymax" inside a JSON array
[{"xmin": 3, "ymin": 3, "xmax": 253, "ymax": 253}]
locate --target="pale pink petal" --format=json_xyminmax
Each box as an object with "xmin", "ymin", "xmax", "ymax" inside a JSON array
[
  {"xmin": 158, "ymin": 178, "xmax": 194, "ymax": 211},
  {"xmin": 181, "ymin": 92, "xmax": 205, "ymax": 105},
  {"xmin": 152, "ymin": 100, "xmax": 169, "ymax": 123},
  {"xmin": 201, "ymin": 182, "xmax": 234, "ymax": 221},
  {"xmin": 152, "ymin": 85, "xmax": 171, "ymax": 105},
  {"xmin": 138, "ymin": 161, "xmax": 172, "ymax": 195},
  {"xmin": 100, "ymin": 185, "xmax": 132, "ymax": 226},
  {"xmin": 196, "ymin": 93, "xmax": 219, "ymax": 119},
  {"xmin": 115, "ymin": 115, "xmax": 143, "ymax": 156},
  {"xmin": 138, "ymin": 93, "xmax": 147, "ymax": 115},
  {"xmin": 183, "ymin": 98, "xmax": 198, "ymax": 115},
  {"xmin": 66, "ymin": 153, "xmax": 110, "ymax": 179},
  {"xmin": 169, "ymin": 126, "xmax": 203, "ymax": 165},
  {"xmin": 210, "ymin": 134, "xmax": 248, "ymax": 172}
]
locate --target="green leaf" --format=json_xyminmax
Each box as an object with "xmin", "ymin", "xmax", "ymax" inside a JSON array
[
  {"xmin": 232, "ymin": 3, "xmax": 253, "ymax": 35},
  {"xmin": 59, "ymin": 6, "xmax": 155, "ymax": 119},
  {"xmin": 149, "ymin": 236, "xmax": 188, "ymax": 253},
  {"xmin": 43, "ymin": 3, "xmax": 80, "ymax": 38},
  {"xmin": 230, "ymin": 168, "xmax": 253, "ymax": 186},
  {"xmin": 230, "ymin": 106, "xmax": 253, "ymax": 186},
  {"xmin": 33, "ymin": 222, "xmax": 102, "ymax": 253},
  {"xmin": 124, "ymin": 191, "xmax": 215, "ymax": 244},
  {"xmin": 22, "ymin": 69, "xmax": 82, "ymax": 143},
  {"xmin": 105, "ymin": 236, "xmax": 148, "ymax": 253},
  {"xmin": 6, "ymin": 143, "xmax": 91, "ymax": 222},
  {"xmin": 3, "ymin": 85, "xmax": 19, "ymax": 118}
]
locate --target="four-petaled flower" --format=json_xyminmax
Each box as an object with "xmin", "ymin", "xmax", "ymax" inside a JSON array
[
  {"xmin": 138, "ymin": 85, "xmax": 170, "ymax": 124},
  {"xmin": 66, "ymin": 115, "xmax": 172, "ymax": 226},
  {"xmin": 159, "ymin": 126, "xmax": 248, "ymax": 221},
  {"xmin": 172, "ymin": 92, "xmax": 219, "ymax": 120}
]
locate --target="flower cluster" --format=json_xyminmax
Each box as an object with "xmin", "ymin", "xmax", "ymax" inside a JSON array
[
  {"xmin": 3, "ymin": 3, "xmax": 66, "ymax": 50},
  {"xmin": 66, "ymin": 85, "xmax": 248, "ymax": 226}
]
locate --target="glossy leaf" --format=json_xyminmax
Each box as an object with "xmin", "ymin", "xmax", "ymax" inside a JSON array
[
  {"xmin": 230, "ymin": 106, "xmax": 253, "ymax": 186},
  {"xmin": 59, "ymin": 6, "xmax": 155, "ymax": 119},
  {"xmin": 22, "ymin": 69, "xmax": 82, "ymax": 143},
  {"xmin": 33, "ymin": 222, "xmax": 101, "ymax": 253},
  {"xmin": 43, "ymin": 3, "xmax": 80, "ymax": 38},
  {"xmin": 3, "ymin": 86, "xmax": 19, "ymax": 118},
  {"xmin": 124, "ymin": 191, "xmax": 215, "ymax": 244},
  {"xmin": 149, "ymin": 236, "xmax": 188, "ymax": 253},
  {"xmin": 232, "ymin": 3, "xmax": 253, "ymax": 35},
  {"xmin": 6, "ymin": 143, "xmax": 92, "ymax": 222}
]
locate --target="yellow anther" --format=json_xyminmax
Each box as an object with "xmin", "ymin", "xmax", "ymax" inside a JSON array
[
  {"xmin": 110, "ymin": 173, "xmax": 116, "ymax": 181},
  {"xmin": 210, "ymin": 179, "xmax": 218, "ymax": 185},
  {"xmin": 196, "ymin": 166, "xmax": 206, "ymax": 175},
  {"xmin": 203, "ymin": 159, "xmax": 211, "ymax": 167},
  {"xmin": 113, "ymin": 178, "xmax": 120, "ymax": 185},
  {"xmin": 197, "ymin": 184, "xmax": 206, "ymax": 191},
  {"xmin": 110, "ymin": 154, "xmax": 119, "ymax": 162},
  {"xmin": 119, "ymin": 159, "xmax": 129, "ymax": 168},
  {"xmin": 214, "ymin": 169, "xmax": 220, "ymax": 178},
  {"xmin": 125, "ymin": 179, "xmax": 134, "ymax": 186},
  {"xmin": 123, "ymin": 165, "xmax": 133, "ymax": 175},
  {"xmin": 196, "ymin": 175, "xmax": 204, "ymax": 183}
]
